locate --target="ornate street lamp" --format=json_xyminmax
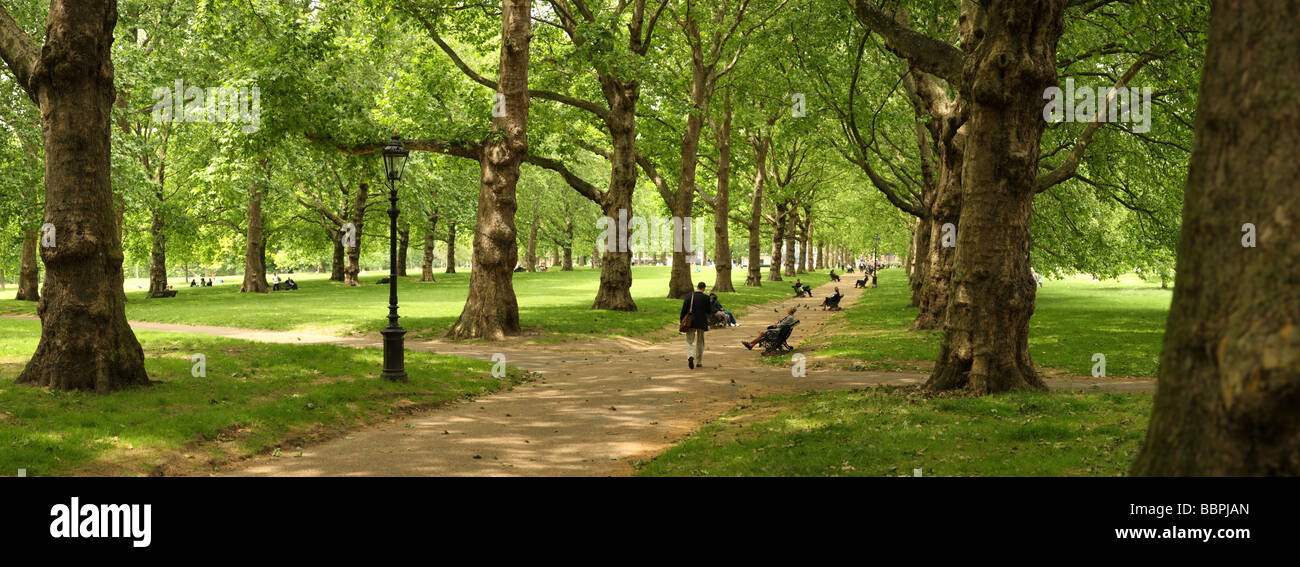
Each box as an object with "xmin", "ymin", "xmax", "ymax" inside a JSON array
[
  {"xmin": 874, "ymin": 233, "xmax": 880, "ymax": 270},
  {"xmin": 381, "ymin": 134, "xmax": 409, "ymax": 382}
]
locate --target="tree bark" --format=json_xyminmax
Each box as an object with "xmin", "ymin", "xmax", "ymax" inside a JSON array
[
  {"xmin": 745, "ymin": 135, "xmax": 768, "ymax": 287},
  {"xmin": 1132, "ymin": 2, "xmax": 1300, "ymax": 475},
  {"xmin": 447, "ymin": 0, "xmax": 529, "ymax": 340},
  {"xmin": 342, "ymin": 181, "xmax": 369, "ymax": 287},
  {"xmin": 782, "ymin": 204, "xmax": 796, "ymax": 277},
  {"xmin": 15, "ymin": 228, "xmax": 39, "ymax": 301},
  {"xmin": 925, "ymin": 0, "xmax": 1063, "ymax": 394},
  {"xmin": 146, "ymin": 202, "xmax": 169, "ymax": 297},
  {"xmin": 240, "ymin": 169, "xmax": 270, "ymax": 293},
  {"xmin": 444, "ymin": 220, "xmax": 457, "ymax": 274},
  {"xmin": 6, "ymin": 0, "xmax": 150, "ymax": 391},
  {"xmin": 396, "ymin": 225, "xmax": 410, "ymax": 277},
  {"xmin": 768, "ymin": 201, "xmax": 785, "ymax": 282},
  {"xmin": 330, "ymin": 229, "xmax": 345, "ymax": 281},
  {"xmin": 709, "ymin": 92, "xmax": 735, "ymax": 292}
]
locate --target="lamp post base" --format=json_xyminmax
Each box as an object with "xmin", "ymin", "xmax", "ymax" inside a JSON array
[{"xmin": 381, "ymin": 325, "xmax": 407, "ymax": 381}]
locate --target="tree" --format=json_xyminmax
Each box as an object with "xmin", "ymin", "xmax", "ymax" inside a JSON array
[
  {"xmin": 0, "ymin": 0, "xmax": 150, "ymax": 391},
  {"xmin": 1131, "ymin": 1, "xmax": 1300, "ymax": 475}
]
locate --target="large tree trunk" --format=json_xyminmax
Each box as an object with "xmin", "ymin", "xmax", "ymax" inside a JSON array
[
  {"xmin": 330, "ymin": 229, "xmax": 345, "ymax": 281},
  {"xmin": 710, "ymin": 93, "xmax": 735, "ymax": 292},
  {"xmin": 925, "ymin": 0, "xmax": 1063, "ymax": 394},
  {"xmin": 907, "ymin": 217, "xmax": 928, "ymax": 307},
  {"xmin": 240, "ymin": 172, "xmax": 270, "ymax": 293},
  {"xmin": 767, "ymin": 201, "xmax": 785, "ymax": 282},
  {"xmin": 561, "ymin": 220, "xmax": 574, "ymax": 271},
  {"xmin": 10, "ymin": 0, "xmax": 150, "ymax": 391},
  {"xmin": 444, "ymin": 221, "xmax": 457, "ymax": 274},
  {"xmin": 744, "ymin": 137, "xmax": 769, "ymax": 287},
  {"xmin": 15, "ymin": 228, "xmax": 40, "ymax": 301},
  {"xmin": 146, "ymin": 204, "xmax": 169, "ymax": 297},
  {"xmin": 782, "ymin": 206, "xmax": 797, "ymax": 277},
  {"xmin": 342, "ymin": 181, "xmax": 369, "ymax": 287},
  {"xmin": 1132, "ymin": 2, "xmax": 1300, "ymax": 475},
  {"xmin": 420, "ymin": 212, "xmax": 438, "ymax": 282},
  {"xmin": 447, "ymin": 0, "xmax": 529, "ymax": 340},
  {"xmin": 396, "ymin": 225, "xmax": 410, "ymax": 277}
]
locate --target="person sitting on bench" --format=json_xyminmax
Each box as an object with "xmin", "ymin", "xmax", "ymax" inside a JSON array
[
  {"xmin": 855, "ymin": 274, "xmax": 868, "ymax": 288},
  {"xmin": 741, "ymin": 307, "xmax": 797, "ymax": 350},
  {"xmin": 829, "ymin": 270, "xmax": 840, "ymax": 282},
  {"xmin": 821, "ymin": 287, "xmax": 844, "ymax": 310},
  {"xmin": 792, "ymin": 279, "xmax": 813, "ymax": 297},
  {"xmin": 709, "ymin": 293, "xmax": 738, "ymax": 327}
]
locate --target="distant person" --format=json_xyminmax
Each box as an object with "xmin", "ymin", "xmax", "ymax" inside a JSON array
[
  {"xmin": 190, "ymin": 279, "xmax": 197, "ymax": 287},
  {"xmin": 680, "ymin": 282, "xmax": 711, "ymax": 369},
  {"xmin": 829, "ymin": 269, "xmax": 840, "ymax": 282},
  {"xmin": 285, "ymin": 278, "xmax": 298, "ymax": 291}
]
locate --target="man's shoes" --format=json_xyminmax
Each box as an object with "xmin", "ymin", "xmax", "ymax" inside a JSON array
[
  {"xmin": 742, "ymin": 342, "xmax": 753, "ymax": 350},
  {"xmin": 688, "ymin": 356, "xmax": 694, "ymax": 369}
]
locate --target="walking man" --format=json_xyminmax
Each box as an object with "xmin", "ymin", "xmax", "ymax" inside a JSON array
[{"xmin": 680, "ymin": 281, "xmax": 711, "ymax": 369}]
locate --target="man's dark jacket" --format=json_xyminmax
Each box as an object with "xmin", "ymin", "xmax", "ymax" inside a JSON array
[{"xmin": 680, "ymin": 290, "xmax": 711, "ymax": 331}]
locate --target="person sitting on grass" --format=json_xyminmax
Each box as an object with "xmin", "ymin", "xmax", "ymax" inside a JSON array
[
  {"xmin": 709, "ymin": 292, "xmax": 738, "ymax": 327},
  {"xmin": 741, "ymin": 307, "xmax": 797, "ymax": 350},
  {"xmin": 285, "ymin": 278, "xmax": 299, "ymax": 291},
  {"xmin": 821, "ymin": 287, "xmax": 843, "ymax": 310}
]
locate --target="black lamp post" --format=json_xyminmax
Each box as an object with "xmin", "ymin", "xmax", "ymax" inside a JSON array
[
  {"xmin": 381, "ymin": 135, "xmax": 409, "ymax": 382},
  {"xmin": 873, "ymin": 233, "xmax": 880, "ymax": 270}
]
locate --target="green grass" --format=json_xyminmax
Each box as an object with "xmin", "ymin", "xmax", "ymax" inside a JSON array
[
  {"xmin": 0, "ymin": 318, "xmax": 522, "ymax": 476},
  {"xmin": 812, "ymin": 270, "xmax": 1171, "ymax": 377},
  {"xmin": 0, "ymin": 267, "xmax": 828, "ymax": 341},
  {"xmin": 636, "ymin": 386, "xmax": 1152, "ymax": 477}
]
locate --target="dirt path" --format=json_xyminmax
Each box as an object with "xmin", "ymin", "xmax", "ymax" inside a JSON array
[{"xmin": 3, "ymin": 276, "xmax": 1155, "ymax": 476}]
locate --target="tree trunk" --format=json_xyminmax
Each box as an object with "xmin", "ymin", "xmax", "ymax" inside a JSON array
[
  {"xmin": 15, "ymin": 228, "xmax": 39, "ymax": 301},
  {"xmin": 10, "ymin": 0, "xmax": 150, "ymax": 391},
  {"xmin": 799, "ymin": 212, "xmax": 811, "ymax": 274},
  {"xmin": 241, "ymin": 171, "xmax": 270, "ymax": 293},
  {"xmin": 710, "ymin": 92, "xmax": 735, "ymax": 292},
  {"xmin": 330, "ymin": 229, "xmax": 345, "ymax": 281},
  {"xmin": 561, "ymin": 219, "xmax": 573, "ymax": 271},
  {"xmin": 396, "ymin": 225, "xmax": 410, "ymax": 277},
  {"xmin": 146, "ymin": 204, "xmax": 169, "ymax": 297},
  {"xmin": 444, "ymin": 221, "xmax": 457, "ymax": 274},
  {"xmin": 744, "ymin": 141, "xmax": 771, "ymax": 287},
  {"xmin": 421, "ymin": 212, "xmax": 438, "ymax": 282},
  {"xmin": 907, "ymin": 217, "xmax": 930, "ymax": 307},
  {"xmin": 589, "ymin": 85, "xmax": 639, "ymax": 310},
  {"xmin": 447, "ymin": 0, "xmax": 529, "ymax": 340},
  {"xmin": 1132, "ymin": 3, "xmax": 1300, "ymax": 475},
  {"xmin": 768, "ymin": 201, "xmax": 785, "ymax": 282},
  {"xmin": 925, "ymin": 0, "xmax": 1063, "ymax": 394},
  {"xmin": 343, "ymin": 181, "xmax": 369, "ymax": 287},
  {"xmin": 782, "ymin": 205, "xmax": 796, "ymax": 277}
]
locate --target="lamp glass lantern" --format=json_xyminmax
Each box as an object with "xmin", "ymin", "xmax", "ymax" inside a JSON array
[{"xmin": 383, "ymin": 135, "xmax": 409, "ymax": 181}]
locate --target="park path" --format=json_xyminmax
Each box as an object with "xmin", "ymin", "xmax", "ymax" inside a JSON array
[{"xmin": 4, "ymin": 275, "xmax": 1155, "ymax": 476}]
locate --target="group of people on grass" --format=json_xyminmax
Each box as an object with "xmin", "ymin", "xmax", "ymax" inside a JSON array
[
  {"xmin": 272, "ymin": 273, "xmax": 299, "ymax": 291},
  {"xmin": 190, "ymin": 278, "xmax": 214, "ymax": 287}
]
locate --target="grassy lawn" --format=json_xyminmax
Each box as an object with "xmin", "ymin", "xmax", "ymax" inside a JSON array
[
  {"xmin": 0, "ymin": 266, "xmax": 827, "ymax": 341},
  {"xmin": 636, "ymin": 386, "xmax": 1152, "ymax": 477},
  {"xmin": 0, "ymin": 318, "xmax": 523, "ymax": 476},
  {"xmin": 809, "ymin": 269, "xmax": 1171, "ymax": 377}
]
